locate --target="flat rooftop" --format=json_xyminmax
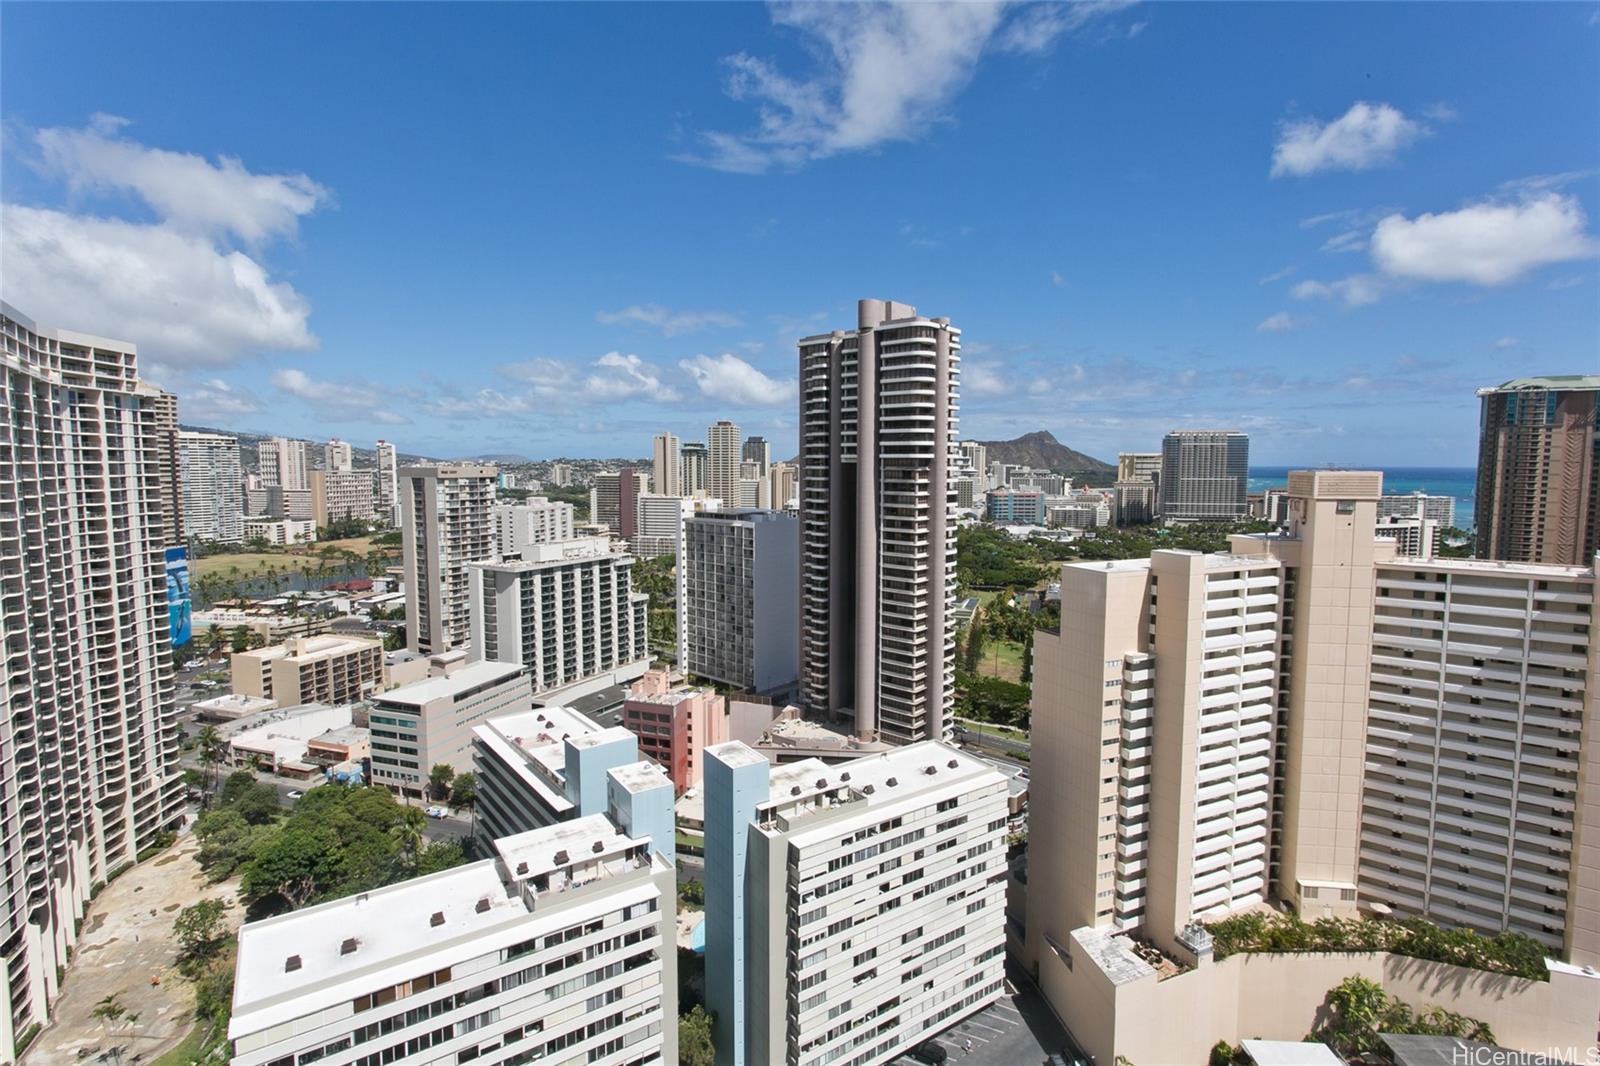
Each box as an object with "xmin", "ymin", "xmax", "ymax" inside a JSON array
[
  {"xmin": 609, "ymin": 760, "xmax": 671, "ymax": 795},
  {"xmin": 1479, "ymin": 374, "xmax": 1600, "ymax": 394},
  {"xmin": 1241, "ymin": 1040, "xmax": 1344, "ymax": 1066},
  {"xmin": 373, "ymin": 660, "xmax": 525, "ymax": 706},
  {"xmin": 232, "ymin": 860, "xmax": 519, "ymax": 1033},
  {"xmin": 240, "ymin": 634, "xmax": 380, "ymax": 662},
  {"xmin": 493, "ymin": 814, "xmax": 638, "ymax": 882}
]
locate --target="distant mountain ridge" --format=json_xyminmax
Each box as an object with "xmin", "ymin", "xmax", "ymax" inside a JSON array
[{"xmin": 973, "ymin": 430, "xmax": 1114, "ymax": 481}]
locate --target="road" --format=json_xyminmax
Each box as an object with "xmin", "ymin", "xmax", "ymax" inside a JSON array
[{"xmin": 954, "ymin": 721, "xmax": 1030, "ymax": 758}]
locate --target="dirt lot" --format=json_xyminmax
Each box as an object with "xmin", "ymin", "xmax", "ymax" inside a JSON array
[{"xmin": 23, "ymin": 834, "xmax": 239, "ymax": 1066}]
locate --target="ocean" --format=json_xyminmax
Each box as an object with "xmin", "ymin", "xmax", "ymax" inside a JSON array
[{"xmin": 1248, "ymin": 466, "xmax": 1477, "ymax": 531}]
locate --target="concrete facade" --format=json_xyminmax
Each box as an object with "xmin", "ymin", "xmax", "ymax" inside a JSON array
[
  {"xmin": 1158, "ymin": 430, "xmax": 1249, "ymax": 521},
  {"xmin": 683, "ymin": 509, "xmax": 799, "ymax": 695},
  {"xmin": 369, "ymin": 660, "xmax": 532, "ymax": 791},
  {"xmin": 1476, "ymin": 375, "xmax": 1600, "ymax": 565},
  {"xmin": 708, "ymin": 420, "xmax": 742, "ymax": 509},
  {"xmin": 621, "ymin": 670, "xmax": 728, "ymax": 791},
  {"xmin": 493, "ymin": 498, "xmax": 576, "ymax": 555},
  {"xmin": 799, "ymin": 299, "xmax": 961, "ymax": 745},
  {"xmin": 231, "ymin": 634, "xmax": 387, "ymax": 707},
  {"xmin": 178, "ymin": 430, "xmax": 244, "ymax": 543},
  {"xmin": 402, "ymin": 463, "xmax": 498, "ymax": 655}
]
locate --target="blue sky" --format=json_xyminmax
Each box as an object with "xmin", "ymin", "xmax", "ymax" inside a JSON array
[{"xmin": 3, "ymin": 2, "xmax": 1597, "ymax": 466}]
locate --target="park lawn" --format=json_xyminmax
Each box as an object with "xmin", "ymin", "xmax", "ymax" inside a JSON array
[
  {"xmin": 979, "ymin": 638, "xmax": 1025, "ymax": 683},
  {"xmin": 955, "ymin": 715, "xmax": 1028, "ymax": 741},
  {"xmin": 192, "ymin": 552, "xmax": 304, "ymax": 579},
  {"xmin": 151, "ymin": 1022, "xmax": 211, "ymax": 1066}
]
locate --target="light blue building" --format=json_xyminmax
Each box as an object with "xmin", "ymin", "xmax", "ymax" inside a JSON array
[
  {"xmin": 704, "ymin": 741, "xmax": 772, "ymax": 1066},
  {"xmin": 607, "ymin": 760, "xmax": 675, "ymax": 866}
]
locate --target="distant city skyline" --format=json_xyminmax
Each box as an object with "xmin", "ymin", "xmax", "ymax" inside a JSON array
[{"xmin": 4, "ymin": 3, "xmax": 1596, "ymax": 465}]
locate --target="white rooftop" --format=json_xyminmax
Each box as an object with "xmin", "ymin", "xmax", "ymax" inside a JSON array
[
  {"xmin": 493, "ymin": 814, "xmax": 635, "ymax": 882},
  {"xmin": 608, "ymin": 760, "xmax": 671, "ymax": 795},
  {"xmin": 374, "ymin": 660, "xmax": 525, "ymax": 706},
  {"xmin": 705, "ymin": 740, "xmax": 767, "ymax": 769},
  {"xmin": 1241, "ymin": 1040, "xmax": 1345, "ymax": 1066}
]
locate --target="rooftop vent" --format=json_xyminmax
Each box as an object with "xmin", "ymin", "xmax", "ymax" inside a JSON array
[
  {"xmin": 592, "ymin": 840, "xmax": 605, "ymax": 853},
  {"xmin": 862, "ymin": 784, "xmax": 876, "ymax": 795},
  {"xmin": 790, "ymin": 785, "xmax": 802, "ymax": 796},
  {"xmin": 815, "ymin": 779, "xmax": 827, "ymax": 789},
  {"xmin": 516, "ymin": 861, "xmax": 528, "ymax": 875},
  {"xmin": 840, "ymin": 772, "xmax": 851, "ymax": 782},
  {"xmin": 430, "ymin": 911, "xmax": 445, "ymax": 928},
  {"xmin": 284, "ymin": 954, "xmax": 302, "ymax": 972},
  {"xmin": 340, "ymin": 938, "xmax": 359, "ymax": 956},
  {"xmin": 475, "ymin": 897, "xmax": 491, "ymax": 913},
  {"xmin": 947, "ymin": 759, "xmax": 958, "ymax": 769},
  {"xmin": 554, "ymin": 849, "xmax": 569, "ymax": 864},
  {"xmin": 925, "ymin": 766, "xmax": 938, "ymax": 775},
  {"xmin": 886, "ymin": 777, "xmax": 898, "ymax": 787}
]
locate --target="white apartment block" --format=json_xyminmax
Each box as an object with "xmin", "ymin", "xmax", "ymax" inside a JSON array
[
  {"xmin": 259, "ymin": 436, "xmax": 310, "ymax": 491},
  {"xmin": 325, "ymin": 437, "xmax": 353, "ymax": 473},
  {"xmin": 229, "ymin": 815, "xmax": 677, "ymax": 1066},
  {"xmin": 1116, "ymin": 452, "xmax": 1161, "ymax": 484},
  {"xmin": 633, "ymin": 494, "xmax": 693, "ymax": 560},
  {"xmin": 799, "ymin": 300, "xmax": 961, "ymax": 746},
  {"xmin": 369, "ymin": 659, "xmax": 533, "ymax": 790},
  {"xmin": 313, "ymin": 469, "xmax": 376, "ymax": 527},
  {"xmin": 178, "ymin": 430, "xmax": 245, "ymax": 543},
  {"xmin": 1026, "ymin": 469, "xmax": 1600, "ymax": 998},
  {"xmin": 0, "ymin": 303, "xmax": 184, "ymax": 1050},
  {"xmin": 231, "ymin": 634, "xmax": 387, "ymax": 707},
  {"xmin": 467, "ymin": 537, "xmax": 650, "ymax": 702},
  {"xmin": 375, "ymin": 439, "xmax": 398, "ymax": 520},
  {"xmin": 704, "ymin": 741, "xmax": 1009, "ymax": 1066},
  {"xmin": 683, "ymin": 510, "xmax": 799, "ymax": 695},
  {"xmin": 244, "ymin": 517, "xmax": 316, "ymax": 546},
  {"xmin": 494, "ymin": 498, "xmax": 576, "ymax": 555},
  {"xmin": 402, "ymin": 464, "xmax": 498, "ymax": 655},
  {"xmin": 1376, "ymin": 490, "xmax": 1456, "ymax": 529}
]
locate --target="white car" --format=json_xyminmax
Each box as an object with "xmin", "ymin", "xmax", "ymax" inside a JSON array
[
  {"xmin": 425, "ymin": 806, "xmax": 448, "ymax": 819},
  {"xmin": 286, "ymin": 789, "xmax": 304, "ymax": 800}
]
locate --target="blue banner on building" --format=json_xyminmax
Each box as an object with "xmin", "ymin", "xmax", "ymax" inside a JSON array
[{"xmin": 165, "ymin": 546, "xmax": 192, "ymax": 648}]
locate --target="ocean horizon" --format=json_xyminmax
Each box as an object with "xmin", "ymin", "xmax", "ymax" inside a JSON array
[{"xmin": 1248, "ymin": 466, "xmax": 1476, "ymax": 531}]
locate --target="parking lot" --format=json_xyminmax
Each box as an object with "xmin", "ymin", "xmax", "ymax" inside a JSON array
[{"xmin": 896, "ymin": 964, "xmax": 1085, "ymax": 1066}]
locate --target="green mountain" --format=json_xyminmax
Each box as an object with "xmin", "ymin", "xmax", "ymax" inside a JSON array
[{"xmin": 973, "ymin": 430, "xmax": 1115, "ymax": 482}]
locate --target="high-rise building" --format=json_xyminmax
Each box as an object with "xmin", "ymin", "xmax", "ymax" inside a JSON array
[
  {"xmin": 1157, "ymin": 430, "xmax": 1248, "ymax": 521},
  {"xmin": 149, "ymin": 389, "xmax": 183, "ymax": 542},
  {"xmin": 547, "ymin": 461, "xmax": 573, "ymax": 488},
  {"xmin": 374, "ymin": 439, "xmax": 398, "ymax": 520},
  {"xmin": 621, "ymin": 670, "xmax": 728, "ymax": 791},
  {"xmin": 1116, "ymin": 451, "xmax": 1161, "ymax": 483},
  {"xmin": 741, "ymin": 435, "xmax": 770, "ymax": 476},
  {"xmin": 680, "ymin": 441, "xmax": 708, "ymax": 496},
  {"xmin": 703, "ymin": 740, "xmax": 1008, "ymax": 1066},
  {"xmin": 652, "ymin": 431, "xmax": 681, "ymax": 497},
  {"xmin": 466, "ymin": 536, "xmax": 650, "ymax": 702},
  {"xmin": 369, "ymin": 659, "xmax": 532, "ymax": 790},
  {"xmin": 228, "ymin": 814, "xmax": 678, "ymax": 1066},
  {"xmin": 737, "ymin": 460, "xmax": 768, "ymax": 509},
  {"xmin": 1475, "ymin": 375, "xmax": 1600, "ymax": 565},
  {"xmin": 985, "ymin": 486, "xmax": 1045, "ymax": 525},
  {"xmin": 683, "ymin": 510, "xmax": 799, "ymax": 696},
  {"xmin": 1026, "ymin": 469, "xmax": 1600, "ymax": 1015},
  {"xmin": 493, "ymin": 497, "xmax": 575, "ymax": 555},
  {"xmin": 0, "ymin": 303, "xmax": 183, "ymax": 1049},
  {"xmin": 1113, "ymin": 479, "xmax": 1157, "ymax": 525},
  {"xmin": 310, "ymin": 468, "xmax": 375, "ymax": 527},
  {"xmin": 231, "ymin": 634, "xmax": 386, "ymax": 707},
  {"xmin": 708, "ymin": 419, "xmax": 742, "ymax": 506},
  {"xmin": 401, "ymin": 463, "xmax": 498, "ymax": 655},
  {"xmin": 178, "ymin": 431, "xmax": 245, "ymax": 543},
  {"xmin": 768, "ymin": 461, "xmax": 796, "ymax": 510},
  {"xmin": 960, "ymin": 440, "xmax": 988, "ymax": 482},
  {"xmin": 258, "ymin": 436, "xmax": 309, "ymax": 491},
  {"xmin": 324, "ymin": 437, "xmax": 352, "ymax": 473},
  {"xmin": 1376, "ymin": 490, "xmax": 1455, "ymax": 529},
  {"xmin": 634, "ymin": 493, "xmax": 694, "ymax": 560},
  {"xmin": 799, "ymin": 299, "xmax": 960, "ymax": 745}
]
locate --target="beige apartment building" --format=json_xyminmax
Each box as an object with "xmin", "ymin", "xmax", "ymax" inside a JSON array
[
  {"xmin": 231, "ymin": 634, "xmax": 387, "ymax": 706},
  {"xmin": 1026, "ymin": 469, "xmax": 1600, "ymax": 1059},
  {"xmin": 310, "ymin": 468, "xmax": 375, "ymax": 527},
  {"xmin": 402, "ymin": 463, "xmax": 498, "ymax": 655}
]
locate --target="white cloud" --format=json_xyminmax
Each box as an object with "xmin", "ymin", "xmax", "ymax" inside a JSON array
[
  {"xmin": 499, "ymin": 352, "xmax": 681, "ymax": 403},
  {"xmin": 964, "ymin": 363, "xmax": 1008, "ymax": 396},
  {"xmin": 1, "ymin": 204, "xmax": 316, "ymax": 364},
  {"xmin": 678, "ymin": 2, "xmax": 1134, "ymax": 173},
  {"xmin": 272, "ymin": 368, "xmax": 409, "ymax": 424},
  {"xmin": 34, "ymin": 114, "xmax": 329, "ymax": 243},
  {"xmin": 1258, "ymin": 265, "xmax": 1296, "ymax": 285},
  {"xmin": 1493, "ymin": 336, "xmax": 1520, "ymax": 349},
  {"xmin": 1290, "ymin": 274, "xmax": 1384, "ymax": 307},
  {"xmin": 1050, "ymin": 270, "xmax": 1067, "ymax": 287},
  {"xmin": 596, "ymin": 304, "xmax": 741, "ymax": 336},
  {"xmin": 679, "ymin": 353, "xmax": 796, "ymax": 406},
  {"xmin": 1, "ymin": 118, "xmax": 326, "ymax": 367},
  {"xmin": 1370, "ymin": 192, "xmax": 1598, "ymax": 285},
  {"xmin": 1270, "ymin": 102, "xmax": 1426, "ymax": 178},
  {"xmin": 1321, "ymin": 229, "xmax": 1367, "ymax": 254},
  {"xmin": 1256, "ymin": 311, "xmax": 1302, "ymax": 333},
  {"xmin": 178, "ymin": 377, "xmax": 262, "ymax": 424}
]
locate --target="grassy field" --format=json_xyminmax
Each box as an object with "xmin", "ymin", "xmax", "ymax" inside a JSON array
[
  {"xmin": 192, "ymin": 537, "xmax": 398, "ymax": 580},
  {"xmin": 151, "ymin": 1023, "xmax": 210, "ymax": 1066},
  {"xmin": 979, "ymin": 637, "xmax": 1025, "ymax": 683}
]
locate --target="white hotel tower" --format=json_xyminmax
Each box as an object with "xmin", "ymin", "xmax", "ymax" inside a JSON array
[
  {"xmin": 0, "ymin": 303, "xmax": 184, "ymax": 1049},
  {"xmin": 798, "ymin": 300, "xmax": 960, "ymax": 745}
]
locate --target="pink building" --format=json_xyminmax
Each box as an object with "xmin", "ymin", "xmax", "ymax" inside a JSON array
[{"xmin": 622, "ymin": 670, "xmax": 727, "ymax": 791}]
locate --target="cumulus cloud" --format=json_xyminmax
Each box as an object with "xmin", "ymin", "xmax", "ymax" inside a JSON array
[
  {"xmin": 596, "ymin": 304, "xmax": 742, "ymax": 336},
  {"xmin": 1270, "ymin": 102, "xmax": 1426, "ymax": 178},
  {"xmin": 499, "ymin": 352, "xmax": 682, "ymax": 403},
  {"xmin": 677, "ymin": 2, "xmax": 1135, "ymax": 173},
  {"xmin": 1370, "ymin": 192, "xmax": 1598, "ymax": 285},
  {"xmin": 964, "ymin": 363, "xmax": 1009, "ymax": 396},
  {"xmin": 1, "ymin": 117, "xmax": 326, "ymax": 367},
  {"xmin": 34, "ymin": 113, "xmax": 329, "ymax": 242},
  {"xmin": 1256, "ymin": 311, "xmax": 1302, "ymax": 333},
  {"xmin": 272, "ymin": 368, "xmax": 409, "ymax": 424},
  {"xmin": 1258, "ymin": 265, "xmax": 1296, "ymax": 285},
  {"xmin": 1, "ymin": 204, "xmax": 316, "ymax": 364},
  {"xmin": 679, "ymin": 353, "xmax": 797, "ymax": 405},
  {"xmin": 1290, "ymin": 274, "xmax": 1384, "ymax": 307}
]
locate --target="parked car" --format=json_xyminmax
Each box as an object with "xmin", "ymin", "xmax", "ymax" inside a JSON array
[
  {"xmin": 286, "ymin": 790, "xmax": 304, "ymax": 800},
  {"xmin": 425, "ymin": 805, "xmax": 448, "ymax": 819},
  {"xmin": 909, "ymin": 1041, "xmax": 948, "ymax": 1065}
]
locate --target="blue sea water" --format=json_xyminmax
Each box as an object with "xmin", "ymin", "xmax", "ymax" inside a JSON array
[{"xmin": 1248, "ymin": 466, "xmax": 1476, "ymax": 531}]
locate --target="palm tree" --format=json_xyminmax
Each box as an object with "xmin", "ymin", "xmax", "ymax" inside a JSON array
[
  {"xmin": 196, "ymin": 725, "xmax": 224, "ymax": 795},
  {"xmin": 391, "ymin": 806, "xmax": 427, "ymax": 874}
]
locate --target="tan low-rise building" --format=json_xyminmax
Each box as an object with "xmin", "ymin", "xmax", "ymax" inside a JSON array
[{"xmin": 231, "ymin": 634, "xmax": 386, "ymax": 707}]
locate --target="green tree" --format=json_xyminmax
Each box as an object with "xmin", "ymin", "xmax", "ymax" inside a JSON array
[
  {"xmin": 229, "ymin": 625, "xmax": 251, "ymax": 653},
  {"xmin": 391, "ymin": 806, "xmax": 427, "ymax": 874},
  {"xmin": 678, "ymin": 879, "xmax": 705, "ymax": 908},
  {"xmin": 195, "ymin": 809, "xmax": 270, "ymax": 880},
  {"xmin": 173, "ymin": 899, "xmax": 229, "ymax": 970},
  {"xmin": 678, "ymin": 1005, "xmax": 715, "ymax": 1066},
  {"xmin": 241, "ymin": 827, "xmax": 325, "ymax": 910},
  {"xmin": 449, "ymin": 772, "xmax": 477, "ymax": 808},
  {"xmin": 1020, "ymin": 630, "xmax": 1034, "ymax": 685},
  {"xmin": 428, "ymin": 764, "xmax": 456, "ymax": 801},
  {"xmin": 219, "ymin": 770, "xmax": 280, "ymax": 824},
  {"xmin": 417, "ymin": 840, "xmax": 467, "ymax": 875},
  {"xmin": 962, "ymin": 619, "xmax": 984, "ymax": 676}
]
